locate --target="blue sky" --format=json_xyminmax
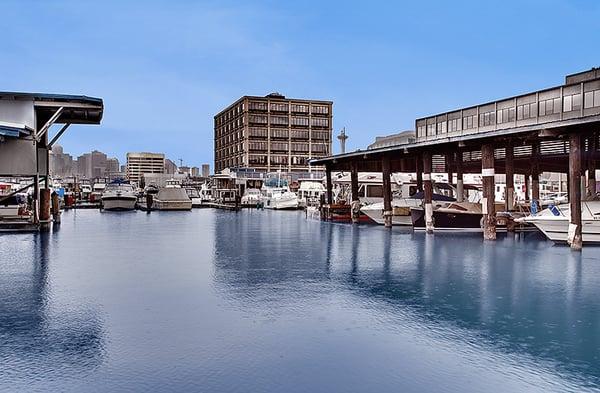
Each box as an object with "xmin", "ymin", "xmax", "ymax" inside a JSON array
[{"xmin": 1, "ymin": 0, "xmax": 599, "ymax": 169}]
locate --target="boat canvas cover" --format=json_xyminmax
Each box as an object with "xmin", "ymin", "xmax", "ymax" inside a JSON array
[{"xmin": 156, "ymin": 188, "xmax": 190, "ymax": 201}]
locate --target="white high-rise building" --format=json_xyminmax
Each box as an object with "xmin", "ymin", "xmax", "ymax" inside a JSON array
[{"xmin": 126, "ymin": 152, "xmax": 165, "ymax": 184}]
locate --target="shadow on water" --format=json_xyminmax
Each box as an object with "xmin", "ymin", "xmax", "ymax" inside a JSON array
[
  {"xmin": 0, "ymin": 231, "xmax": 105, "ymax": 383},
  {"xmin": 212, "ymin": 212, "xmax": 600, "ymax": 388}
]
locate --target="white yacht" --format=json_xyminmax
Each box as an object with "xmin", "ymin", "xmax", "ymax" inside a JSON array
[
  {"xmin": 153, "ymin": 187, "xmax": 192, "ymax": 211},
  {"xmin": 262, "ymin": 176, "xmax": 298, "ymax": 210},
  {"xmin": 297, "ymin": 180, "xmax": 325, "ymax": 207},
  {"xmin": 184, "ymin": 187, "xmax": 202, "ymax": 208},
  {"xmin": 517, "ymin": 201, "xmax": 600, "ymax": 243},
  {"xmin": 199, "ymin": 183, "xmax": 214, "ymax": 203},
  {"xmin": 360, "ymin": 198, "xmax": 424, "ymax": 225},
  {"xmin": 241, "ymin": 188, "xmax": 262, "ymax": 206},
  {"xmin": 101, "ymin": 181, "xmax": 137, "ymax": 211}
]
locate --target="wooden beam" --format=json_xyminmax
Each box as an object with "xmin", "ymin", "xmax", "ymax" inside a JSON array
[
  {"xmin": 416, "ymin": 153, "xmax": 423, "ymax": 192},
  {"xmin": 382, "ymin": 156, "xmax": 392, "ymax": 228},
  {"xmin": 505, "ymin": 141, "xmax": 515, "ymax": 212},
  {"xmin": 569, "ymin": 133, "xmax": 583, "ymax": 250},
  {"xmin": 350, "ymin": 162, "xmax": 359, "ymax": 223},
  {"xmin": 531, "ymin": 140, "xmax": 540, "ymax": 203},
  {"xmin": 482, "ymin": 144, "xmax": 496, "ymax": 240},
  {"xmin": 456, "ymin": 150, "xmax": 464, "ymax": 202},
  {"xmin": 326, "ymin": 166, "xmax": 333, "ymax": 205},
  {"xmin": 423, "ymin": 151, "xmax": 433, "ymax": 233}
]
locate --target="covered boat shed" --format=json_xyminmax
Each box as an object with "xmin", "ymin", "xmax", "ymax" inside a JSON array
[
  {"xmin": 311, "ymin": 68, "xmax": 600, "ymax": 250},
  {"xmin": 0, "ymin": 91, "xmax": 103, "ymax": 229}
]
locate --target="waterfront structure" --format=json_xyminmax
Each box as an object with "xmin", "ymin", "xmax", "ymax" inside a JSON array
[
  {"xmin": 312, "ymin": 68, "xmax": 600, "ymax": 249},
  {"xmin": 126, "ymin": 152, "xmax": 165, "ymax": 184},
  {"xmin": 368, "ymin": 131, "xmax": 416, "ymax": 150},
  {"xmin": 0, "ymin": 91, "xmax": 103, "ymax": 229},
  {"xmin": 214, "ymin": 93, "xmax": 333, "ymax": 173}
]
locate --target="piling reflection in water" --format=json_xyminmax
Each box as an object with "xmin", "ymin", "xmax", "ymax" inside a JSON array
[
  {"xmin": 213, "ymin": 213, "xmax": 600, "ymax": 388},
  {"xmin": 0, "ymin": 232, "xmax": 105, "ymax": 384}
]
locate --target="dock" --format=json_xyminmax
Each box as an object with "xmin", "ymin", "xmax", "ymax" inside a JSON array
[{"xmin": 311, "ymin": 68, "xmax": 600, "ymax": 250}]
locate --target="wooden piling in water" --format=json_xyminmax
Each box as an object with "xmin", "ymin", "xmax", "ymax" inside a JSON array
[
  {"xmin": 416, "ymin": 153, "xmax": 423, "ymax": 193},
  {"xmin": 505, "ymin": 142, "xmax": 514, "ymax": 213},
  {"xmin": 39, "ymin": 188, "xmax": 51, "ymax": 231},
  {"xmin": 531, "ymin": 140, "xmax": 540, "ymax": 205},
  {"xmin": 351, "ymin": 162, "xmax": 359, "ymax": 223},
  {"xmin": 481, "ymin": 143, "xmax": 496, "ymax": 240},
  {"xmin": 51, "ymin": 191, "xmax": 61, "ymax": 224},
  {"xmin": 326, "ymin": 166, "xmax": 333, "ymax": 205},
  {"xmin": 456, "ymin": 150, "xmax": 464, "ymax": 202},
  {"xmin": 382, "ymin": 156, "xmax": 392, "ymax": 228},
  {"xmin": 422, "ymin": 151, "xmax": 433, "ymax": 233},
  {"xmin": 587, "ymin": 133, "xmax": 597, "ymax": 197},
  {"xmin": 569, "ymin": 133, "xmax": 583, "ymax": 250}
]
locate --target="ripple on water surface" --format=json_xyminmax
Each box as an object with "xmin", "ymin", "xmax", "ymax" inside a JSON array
[{"xmin": 0, "ymin": 209, "xmax": 599, "ymax": 392}]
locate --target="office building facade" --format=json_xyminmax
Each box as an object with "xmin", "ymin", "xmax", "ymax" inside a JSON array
[
  {"xmin": 126, "ymin": 152, "xmax": 165, "ymax": 184},
  {"xmin": 214, "ymin": 93, "xmax": 332, "ymax": 173}
]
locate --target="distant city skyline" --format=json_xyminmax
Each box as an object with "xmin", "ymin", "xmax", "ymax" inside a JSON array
[
  {"xmin": 50, "ymin": 145, "xmax": 207, "ymax": 178},
  {"xmin": 1, "ymin": 1, "xmax": 599, "ymax": 165}
]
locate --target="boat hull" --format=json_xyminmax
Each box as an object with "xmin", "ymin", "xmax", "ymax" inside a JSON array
[
  {"xmin": 411, "ymin": 207, "xmax": 485, "ymax": 232},
  {"xmin": 101, "ymin": 197, "xmax": 137, "ymax": 211},
  {"xmin": 264, "ymin": 198, "xmax": 298, "ymax": 210},
  {"xmin": 152, "ymin": 200, "xmax": 193, "ymax": 211},
  {"xmin": 530, "ymin": 218, "xmax": 600, "ymax": 244},
  {"xmin": 361, "ymin": 207, "xmax": 412, "ymax": 226}
]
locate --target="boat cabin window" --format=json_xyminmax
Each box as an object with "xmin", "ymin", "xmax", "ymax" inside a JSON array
[{"xmin": 366, "ymin": 185, "xmax": 383, "ymax": 198}]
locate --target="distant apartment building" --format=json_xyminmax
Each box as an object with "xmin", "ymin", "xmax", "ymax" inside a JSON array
[
  {"xmin": 191, "ymin": 166, "xmax": 200, "ymax": 177},
  {"xmin": 164, "ymin": 158, "xmax": 177, "ymax": 175},
  {"xmin": 126, "ymin": 152, "xmax": 165, "ymax": 183},
  {"xmin": 201, "ymin": 164, "xmax": 210, "ymax": 177},
  {"xmin": 49, "ymin": 145, "xmax": 75, "ymax": 177},
  {"xmin": 214, "ymin": 93, "xmax": 333, "ymax": 173}
]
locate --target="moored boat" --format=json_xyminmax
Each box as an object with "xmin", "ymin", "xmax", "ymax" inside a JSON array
[
  {"xmin": 101, "ymin": 181, "xmax": 137, "ymax": 211},
  {"xmin": 516, "ymin": 201, "xmax": 600, "ymax": 243},
  {"xmin": 152, "ymin": 187, "xmax": 192, "ymax": 211}
]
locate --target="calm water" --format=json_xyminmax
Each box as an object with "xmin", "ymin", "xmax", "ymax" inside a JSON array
[{"xmin": 1, "ymin": 209, "xmax": 599, "ymax": 392}]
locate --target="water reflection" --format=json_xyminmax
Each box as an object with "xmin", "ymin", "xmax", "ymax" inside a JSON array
[
  {"xmin": 0, "ymin": 232, "xmax": 105, "ymax": 384},
  {"xmin": 213, "ymin": 212, "xmax": 600, "ymax": 388}
]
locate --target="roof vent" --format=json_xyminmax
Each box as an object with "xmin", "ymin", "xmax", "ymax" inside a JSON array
[{"xmin": 265, "ymin": 92, "xmax": 285, "ymax": 99}]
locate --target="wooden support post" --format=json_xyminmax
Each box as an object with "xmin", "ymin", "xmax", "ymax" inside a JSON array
[
  {"xmin": 505, "ymin": 142, "xmax": 514, "ymax": 212},
  {"xmin": 531, "ymin": 140, "xmax": 540, "ymax": 206},
  {"xmin": 39, "ymin": 188, "xmax": 51, "ymax": 231},
  {"xmin": 51, "ymin": 191, "xmax": 61, "ymax": 224},
  {"xmin": 33, "ymin": 174, "xmax": 39, "ymax": 225},
  {"xmin": 587, "ymin": 134, "xmax": 597, "ymax": 197},
  {"xmin": 482, "ymin": 144, "xmax": 496, "ymax": 240},
  {"xmin": 456, "ymin": 151, "xmax": 464, "ymax": 202},
  {"xmin": 382, "ymin": 156, "xmax": 392, "ymax": 228},
  {"xmin": 350, "ymin": 162, "xmax": 360, "ymax": 223},
  {"xmin": 325, "ymin": 166, "xmax": 333, "ymax": 205},
  {"xmin": 524, "ymin": 175, "xmax": 530, "ymax": 202},
  {"xmin": 416, "ymin": 154, "xmax": 423, "ymax": 193},
  {"xmin": 569, "ymin": 133, "xmax": 583, "ymax": 250},
  {"xmin": 423, "ymin": 151, "xmax": 434, "ymax": 233},
  {"xmin": 445, "ymin": 152, "xmax": 454, "ymax": 185}
]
